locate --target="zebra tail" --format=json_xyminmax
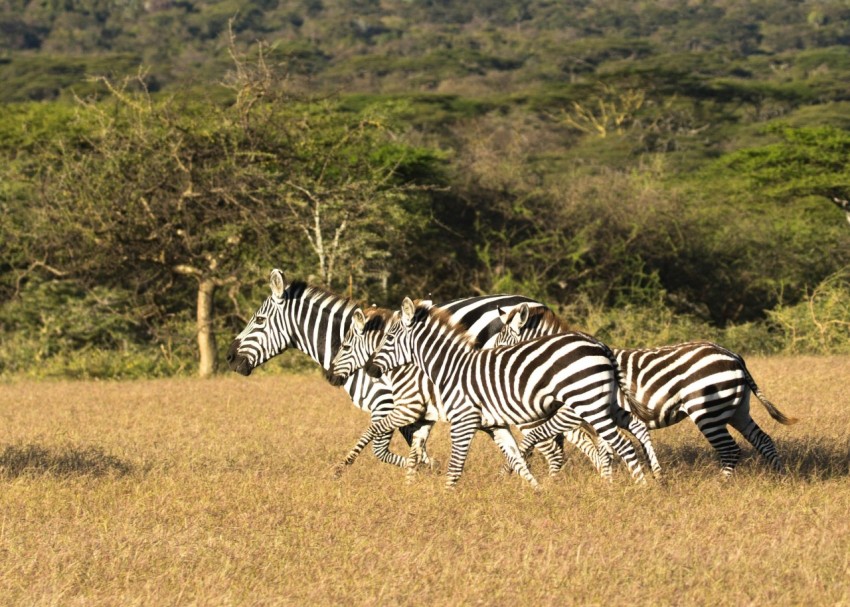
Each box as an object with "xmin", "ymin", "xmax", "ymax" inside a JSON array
[
  {"xmin": 738, "ymin": 356, "xmax": 799, "ymax": 425},
  {"xmin": 596, "ymin": 340, "xmax": 653, "ymax": 421}
]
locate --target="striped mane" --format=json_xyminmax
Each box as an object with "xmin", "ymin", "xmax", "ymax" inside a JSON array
[
  {"xmin": 417, "ymin": 302, "xmax": 478, "ymax": 348},
  {"xmin": 284, "ymin": 280, "xmax": 361, "ymax": 317},
  {"xmin": 281, "ymin": 280, "xmax": 309, "ymax": 301},
  {"xmin": 285, "ymin": 281, "xmax": 353, "ymax": 307},
  {"xmin": 506, "ymin": 305, "xmax": 569, "ymax": 333},
  {"xmin": 362, "ymin": 306, "xmax": 395, "ymax": 333}
]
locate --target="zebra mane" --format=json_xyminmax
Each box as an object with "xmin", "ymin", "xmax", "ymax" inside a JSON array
[
  {"xmin": 282, "ymin": 280, "xmax": 309, "ymax": 301},
  {"xmin": 362, "ymin": 306, "xmax": 395, "ymax": 333},
  {"xmin": 416, "ymin": 302, "xmax": 478, "ymax": 348},
  {"xmin": 283, "ymin": 280, "xmax": 362, "ymax": 313},
  {"xmin": 506, "ymin": 305, "xmax": 569, "ymax": 333}
]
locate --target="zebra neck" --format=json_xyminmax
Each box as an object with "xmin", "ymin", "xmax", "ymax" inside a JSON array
[
  {"xmin": 287, "ymin": 287, "xmax": 357, "ymax": 370},
  {"xmin": 412, "ymin": 320, "xmax": 475, "ymax": 394}
]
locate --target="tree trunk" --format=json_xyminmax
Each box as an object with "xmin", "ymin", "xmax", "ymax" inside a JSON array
[{"xmin": 197, "ymin": 278, "xmax": 217, "ymax": 378}]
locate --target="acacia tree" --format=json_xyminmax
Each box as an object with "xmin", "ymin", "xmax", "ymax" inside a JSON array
[
  {"xmin": 723, "ymin": 125, "xmax": 850, "ymax": 228},
  {"xmin": 29, "ymin": 51, "xmax": 440, "ymax": 376},
  {"xmin": 32, "ymin": 77, "xmax": 283, "ymax": 376}
]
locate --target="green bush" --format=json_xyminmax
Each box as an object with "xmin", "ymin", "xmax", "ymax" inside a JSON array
[{"xmin": 768, "ymin": 268, "xmax": 850, "ymax": 355}]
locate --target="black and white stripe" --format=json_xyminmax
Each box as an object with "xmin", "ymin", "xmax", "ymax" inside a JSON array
[
  {"xmin": 227, "ymin": 270, "xmax": 416, "ymax": 468},
  {"xmin": 328, "ymin": 305, "xmax": 591, "ymax": 480},
  {"xmin": 226, "ymin": 269, "xmax": 546, "ymax": 473},
  {"xmin": 497, "ymin": 304, "xmax": 798, "ymax": 475},
  {"xmin": 344, "ymin": 297, "xmax": 654, "ymax": 488}
]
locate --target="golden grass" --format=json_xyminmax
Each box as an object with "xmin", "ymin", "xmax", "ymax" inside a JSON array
[{"xmin": 0, "ymin": 356, "xmax": 849, "ymax": 606}]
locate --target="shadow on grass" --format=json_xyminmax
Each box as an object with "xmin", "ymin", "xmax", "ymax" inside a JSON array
[
  {"xmin": 652, "ymin": 438, "xmax": 850, "ymax": 481},
  {"xmin": 0, "ymin": 443, "xmax": 135, "ymax": 479},
  {"xmin": 781, "ymin": 437, "xmax": 850, "ymax": 480}
]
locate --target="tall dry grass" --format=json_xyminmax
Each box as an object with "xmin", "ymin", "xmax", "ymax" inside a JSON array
[{"xmin": 0, "ymin": 356, "xmax": 848, "ymax": 606}]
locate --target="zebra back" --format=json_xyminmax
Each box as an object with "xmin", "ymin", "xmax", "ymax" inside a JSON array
[
  {"xmin": 498, "ymin": 304, "xmax": 653, "ymax": 421},
  {"xmin": 498, "ymin": 303, "xmax": 798, "ymax": 428}
]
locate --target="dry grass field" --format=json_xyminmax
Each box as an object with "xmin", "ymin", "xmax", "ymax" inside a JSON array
[{"xmin": 0, "ymin": 356, "xmax": 849, "ymax": 606}]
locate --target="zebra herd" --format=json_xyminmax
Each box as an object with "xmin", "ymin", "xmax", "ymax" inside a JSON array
[{"xmin": 226, "ymin": 269, "xmax": 798, "ymax": 489}]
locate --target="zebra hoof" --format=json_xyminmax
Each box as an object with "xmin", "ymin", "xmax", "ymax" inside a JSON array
[{"xmin": 331, "ymin": 463, "xmax": 347, "ymax": 479}]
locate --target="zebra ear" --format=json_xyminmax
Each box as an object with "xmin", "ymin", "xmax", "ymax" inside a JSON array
[
  {"xmin": 508, "ymin": 303, "xmax": 529, "ymax": 332},
  {"xmin": 498, "ymin": 306, "xmax": 510, "ymax": 324},
  {"xmin": 270, "ymin": 269, "xmax": 286, "ymax": 298},
  {"xmin": 517, "ymin": 303, "xmax": 530, "ymax": 327},
  {"xmin": 401, "ymin": 297, "xmax": 416, "ymax": 326},
  {"xmin": 352, "ymin": 308, "xmax": 367, "ymax": 335}
]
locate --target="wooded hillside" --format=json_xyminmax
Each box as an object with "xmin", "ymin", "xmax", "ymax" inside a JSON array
[{"xmin": 1, "ymin": 0, "xmax": 849, "ymax": 377}]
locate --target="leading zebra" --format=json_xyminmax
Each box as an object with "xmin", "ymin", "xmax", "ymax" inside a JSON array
[
  {"xmin": 496, "ymin": 303, "xmax": 799, "ymax": 476},
  {"xmin": 226, "ymin": 269, "xmax": 546, "ymax": 472},
  {"xmin": 334, "ymin": 296, "xmax": 655, "ymax": 488}
]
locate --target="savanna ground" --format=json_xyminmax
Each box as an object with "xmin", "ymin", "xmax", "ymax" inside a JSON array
[{"xmin": 0, "ymin": 356, "xmax": 848, "ymax": 606}]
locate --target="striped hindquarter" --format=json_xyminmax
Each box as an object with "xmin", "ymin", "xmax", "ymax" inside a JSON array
[
  {"xmin": 499, "ymin": 304, "xmax": 799, "ymax": 475},
  {"xmin": 364, "ymin": 298, "xmax": 650, "ymax": 488}
]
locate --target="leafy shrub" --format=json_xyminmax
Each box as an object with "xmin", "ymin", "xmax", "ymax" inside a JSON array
[{"xmin": 768, "ymin": 268, "xmax": 850, "ymax": 354}]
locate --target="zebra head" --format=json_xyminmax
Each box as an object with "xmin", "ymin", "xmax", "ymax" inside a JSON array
[
  {"xmin": 494, "ymin": 302, "xmax": 558, "ymax": 347},
  {"xmin": 226, "ymin": 269, "xmax": 293, "ymax": 376},
  {"xmin": 364, "ymin": 297, "xmax": 420, "ymax": 378},
  {"xmin": 494, "ymin": 303, "xmax": 531, "ymax": 347},
  {"xmin": 327, "ymin": 307, "xmax": 389, "ymax": 386}
]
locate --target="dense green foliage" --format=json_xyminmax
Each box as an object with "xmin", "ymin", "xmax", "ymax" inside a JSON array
[{"xmin": 1, "ymin": 0, "xmax": 850, "ymax": 377}]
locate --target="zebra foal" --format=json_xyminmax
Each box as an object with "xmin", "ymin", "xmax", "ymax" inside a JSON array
[
  {"xmin": 338, "ymin": 297, "xmax": 654, "ymax": 488},
  {"xmin": 496, "ymin": 303, "xmax": 799, "ymax": 476}
]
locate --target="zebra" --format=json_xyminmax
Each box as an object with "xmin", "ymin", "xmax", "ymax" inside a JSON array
[
  {"xmin": 496, "ymin": 303, "xmax": 799, "ymax": 475},
  {"xmin": 225, "ymin": 268, "xmax": 547, "ymax": 473},
  {"xmin": 335, "ymin": 296, "xmax": 655, "ymax": 488},
  {"xmin": 328, "ymin": 305, "xmax": 602, "ymax": 481}
]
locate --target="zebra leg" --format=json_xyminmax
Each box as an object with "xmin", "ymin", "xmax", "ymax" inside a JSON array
[
  {"xmin": 369, "ymin": 430, "xmax": 406, "ymax": 469},
  {"xmin": 730, "ymin": 410, "xmax": 785, "ymax": 473},
  {"xmin": 399, "ymin": 422, "xmax": 433, "ymax": 468},
  {"xmin": 535, "ymin": 436, "xmax": 565, "ymax": 476},
  {"xmin": 594, "ymin": 438, "xmax": 615, "ymax": 481},
  {"xmin": 518, "ymin": 408, "xmax": 615, "ymax": 481},
  {"xmin": 590, "ymin": 421, "xmax": 647, "ymax": 484},
  {"xmin": 504, "ymin": 423, "xmax": 564, "ymax": 476},
  {"xmin": 335, "ymin": 404, "xmax": 426, "ymax": 476},
  {"xmin": 404, "ymin": 421, "xmax": 436, "ymax": 483},
  {"xmin": 688, "ymin": 405, "xmax": 742, "ymax": 476},
  {"xmin": 612, "ymin": 408, "xmax": 663, "ymax": 480},
  {"xmin": 562, "ymin": 426, "xmax": 603, "ymax": 473},
  {"xmin": 445, "ymin": 414, "xmax": 481, "ymax": 489},
  {"xmin": 693, "ymin": 414, "xmax": 742, "ymax": 476},
  {"xmin": 570, "ymin": 396, "xmax": 647, "ymax": 484},
  {"xmin": 497, "ymin": 437, "xmax": 563, "ymax": 477},
  {"xmin": 347, "ymin": 404, "xmax": 405, "ymax": 471},
  {"xmin": 483, "ymin": 427, "xmax": 539, "ymax": 489}
]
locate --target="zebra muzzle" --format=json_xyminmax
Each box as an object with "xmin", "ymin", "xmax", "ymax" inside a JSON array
[
  {"xmin": 326, "ymin": 368, "xmax": 347, "ymax": 386},
  {"xmin": 226, "ymin": 341, "xmax": 254, "ymax": 376}
]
